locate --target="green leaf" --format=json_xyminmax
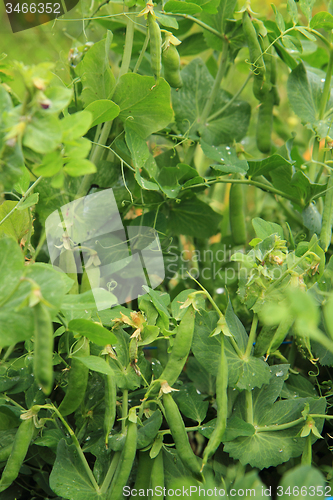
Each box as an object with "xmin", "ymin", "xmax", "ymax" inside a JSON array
[
  {"xmin": 281, "ymin": 374, "xmax": 318, "ymax": 399},
  {"xmin": 17, "ymin": 193, "xmax": 39, "ymax": 210},
  {"xmin": 68, "ymin": 319, "xmax": 117, "ymax": 346},
  {"xmin": 64, "ymin": 138, "xmax": 92, "ymax": 160},
  {"xmin": 134, "ymin": 167, "xmax": 160, "ymax": 191},
  {"xmin": 201, "ymin": 140, "xmax": 248, "ymax": 175},
  {"xmin": 34, "ymin": 429, "xmax": 65, "ymax": 451},
  {"xmin": 287, "ymin": 0, "xmax": 298, "ymax": 25},
  {"xmin": 154, "ymin": 12, "xmax": 179, "ymax": 29},
  {"xmin": 0, "ymin": 200, "xmax": 29, "ymax": 241},
  {"xmin": 310, "ymin": 11, "xmax": 333, "ymax": 30},
  {"xmin": 168, "ymin": 195, "xmax": 220, "ymax": 238},
  {"xmin": 164, "ymin": 1, "xmax": 202, "ymax": 15},
  {"xmin": 224, "ymin": 365, "xmax": 326, "ymax": 469},
  {"xmin": 13, "ymin": 167, "xmax": 30, "ymax": 195},
  {"xmin": 223, "ymin": 417, "xmax": 255, "ymax": 442},
  {"xmin": 252, "ymin": 218, "xmax": 284, "ymax": 240},
  {"xmin": 137, "ymin": 410, "xmax": 163, "ymax": 449},
  {"xmin": 34, "ymin": 151, "xmax": 63, "ymax": 177},
  {"xmin": 271, "ymin": 4, "xmax": 285, "ymax": 33},
  {"xmin": 186, "ymin": 357, "xmax": 216, "ymax": 395},
  {"xmin": 177, "ymin": 33, "xmax": 209, "ymax": 57},
  {"xmin": 125, "ymin": 125, "xmax": 157, "ymax": 176},
  {"xmin": 61, "ymin": 290, "xmax": 117, "ymax": 321},
  {"xmin": 298, "ymin": 0, "xmax": 315, "ymax": 23},
  {"xmin": 201, "ymin": 0, "xmax": 237, "ymax": 48},
  {"xmin": 0, "ymin": 237, "xmax": 24, "ymax": 302},
  {"xmin": 247, "ymin": 154, "xmax": 294, "ymax": 179},
  {"xmin": 113, "ymin": 74, "xmax": 174, "ymax": 139},
  {"xmin": 192, "ymin": 307, "xmax": 269, "ymax": 390},
  {"xmin": 172, "ymin": 59, "xmax": 251, "ymax": 145},
  {"xmin": 85, "ymin": 100, "xmax": 120, "ymax": 128},
  {"xmin": 63, "ymin": 159, "xmax": 97, "ymax": 177},
  {"xmin": 287, "ymin": 63, "xmax": 333, "ymax": 127},
  {"xmin": 278, "ymin": 465, "xmax": 326, "ymax": 499},
  {"xmin": 23, "ymin": 115, "xmax": 62, "ymax": 154},
  {"xmin": 75, "ymin": 31, "xmax": 116, "ymax": 106},
  {"xmin": 44, "ymin": 86, "xmax": 73, "ymax": 114},
  {"xmin": 73, "ymin": 355, "xmax": 113, "ymax": 375},
  {"xmin": 61, "ymin": 111, "xmax": 92, "ymax": 142},
  {"xmin": 50, "ymin": 440, "xmax": 102, "ymax": 500},
  {"xmin": 173, "ymin": 384, "xmax": 209, "ymax": 423},
  {"xmin": 26, "ymin": 263, "xmax": 75, "ymax": 312}
]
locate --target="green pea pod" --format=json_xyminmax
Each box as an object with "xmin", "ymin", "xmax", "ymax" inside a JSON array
[
  {"xmin": 107, "ymin": 421, "xmax": 137, "ymax": 500},
  {"xmin": 267, "ymin": 317, "xmax": 294, "ymax": 356},
  {"xmin": 59, "ymin": 248, "xmax": 79, "ymax": 295},
  {"xmin": 58, "ymin": 336, "xmax": 90, "ymax": 416},
  {"xmin": 229, "ymin": 181, "xmax": 246, "ymax": 246},
  {"xmin": 256, "ymin": 89, "xmax": 274, "ymax": 154},
  {"xmin": 162, "ymin": 393, "xmax": 203, "ymax": 481},
  {"xmin": 33, "ymin": 302, "xmax": 54, "ymax": 395},
  {"xmin": 162, "ymin": 44, "xmax": 182, "ymax": 89},
  {"xmin": 269, "ymin": 48, "xmax": 280, "ymax": 106},
  {"xmin": 104, "ymin": 367, "xmax": 117, "ymax": 446},
  {"xmin": 202, "ymin": 334, "xmax": 228, "ymax": 469},
  {"xmin": 243, "ymin": 11, "xmax": 266, "ymax": 97},
  {"xmin": 320, "ymin": 173, "xmax": 333, "ymax": 251},
  {"xmin": 0, "ymin": 418, "xmax": 34, "ymax": 493},
  {"xmin": 148, "ymin": 12, "xmax": 161, "ymax": 81},
  {"xmin": 160, "ymin": 306, "xmax": 195, "ymax": 386},
  {"xmin": 134, "ymin": 451, "xmax": 153, "ymax": 491},
  {"xmin": 151, "ymin": 450, "xmax": 164, "ymax": 499}
]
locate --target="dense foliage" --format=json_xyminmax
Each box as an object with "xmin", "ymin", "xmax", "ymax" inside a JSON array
[{"xmin": 2, "ymin": 0, "xmax": 333, "ymax": 498}]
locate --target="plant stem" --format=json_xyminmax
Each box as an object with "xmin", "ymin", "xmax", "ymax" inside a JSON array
[
  {"xmin": 76, "ymin": 121, "xmax": 112, "ymax": 198},
  {"xmin": 100, "ymin": 451, "xmax": 121, "ymax": 494},
  {"xmin": 122, "ymin": 389, "xmax": 128, "ymax": 432},
  {"xmin": 46, "ymin": 405, "xmax": 100, "ymax": 491},
  {"xmin": 256, "ymin": 417, "xmax": 305, "ymax": 433},
  {"xmin": 319, "ymin": 48, "xmax": 333, "ymax": 120},
  {"xmin": 118, "ymin": 10, "xmax": 135, "ymax": 79},
  {"xmin": 320, "ymin": 170, "xmax": 333, "ymax": 250},
  {"xmin": 245, "ymin": 390, "xmax": 253, "ymax": 425},
  {"xmin": 133, "ymin": 29, "xmax": 149, "ymax": 74},
  {"xmin": 207, "ymin": 72, "xmax": 252, "ymax": 122},
  {"xmin": 182, "ymin": 177, "xmax": 302, "ymax": 206},
  {"xmin": 199, "ymin": 39, "xmax": 229, "ymax": 125},
  {"xmin": 0, "ymin": 176, "xmax": 42, "ymax": 226},
  {"xmin": 171, "ymin": 13, "xmax": 224, "ymax": 39},
  {"xmin": 309, "ymin": 47, "xmax": 333, "ymax": 181},
  {"xmin": 244, "ymin": 314, "xmax": 258, "ymax": 359}
]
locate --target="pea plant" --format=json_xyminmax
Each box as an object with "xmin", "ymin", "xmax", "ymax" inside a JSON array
[{"xmin": 3, "ymin": 0, "xmax": 333, "ymax": 498}]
